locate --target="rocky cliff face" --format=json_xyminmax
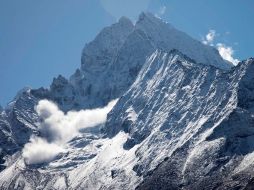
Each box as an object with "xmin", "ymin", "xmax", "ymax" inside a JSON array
[{"xmin": 0, "ymin": 12, "xmax": 251, "ymax": 190}]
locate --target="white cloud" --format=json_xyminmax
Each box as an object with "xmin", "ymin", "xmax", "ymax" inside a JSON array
[
  {"xmin": 202, "ymin": 30, "xmax": 239, "ymax": 65},
  {"xmin": 22, "ymin": 99, "xmax": 118, "ymax": 165},
  {"xmin": 216, "ymin": 43, "xmax": 239, "ymax": 65},
  {"xmin": 202, "ymin": 30, "xmax": 216, "ymax": 45}
]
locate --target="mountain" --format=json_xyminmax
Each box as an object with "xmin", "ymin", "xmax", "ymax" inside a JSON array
[
  {"xmin": 0, "ymin": 12, "xmax": 252, "ymax": 189},
  {"xmin": 31, "ymin": 12, "xmax": 232, "ymax": 111}
]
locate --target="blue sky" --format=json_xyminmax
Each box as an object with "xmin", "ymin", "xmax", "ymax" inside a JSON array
[{"xmin": 0, "ymin": 0, "xmax": 253, "ymax": 106}]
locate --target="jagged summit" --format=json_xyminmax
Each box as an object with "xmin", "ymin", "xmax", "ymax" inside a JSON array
[
  {"xmin": 45, "ymin": 12, "xmax": 233, "ymax": 111},
  {"xmin": 81, "ymin": 11, "xmax": 231, "ymax": 76}
]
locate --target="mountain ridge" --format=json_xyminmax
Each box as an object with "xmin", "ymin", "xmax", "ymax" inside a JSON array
[{"xmin": 30, "ymin": 12, "xmax": 232, "ymax": 112}]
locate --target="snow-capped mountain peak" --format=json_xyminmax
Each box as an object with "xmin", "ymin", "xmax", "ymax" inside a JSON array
[
  {"xmin": 0, "ymin": 12, "xmax": 253, "ymax": 190},
  {"xmin": 45, "ymin": 12, "xmax": 233, "ymax": 112}
]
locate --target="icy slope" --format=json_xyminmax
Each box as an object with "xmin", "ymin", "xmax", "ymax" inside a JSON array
[{"xmin": 0, "ymin": 51, "xmax": 252, "ymax": 190}]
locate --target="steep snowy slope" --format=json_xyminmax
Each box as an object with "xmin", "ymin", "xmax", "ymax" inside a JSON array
[
  {"xmin": 104, "ymin": 51, "xmax": 254, "ymax": 189},
  {"xmin": 0, "ymin": 50, "xmax": 252, "ymax": 190}
]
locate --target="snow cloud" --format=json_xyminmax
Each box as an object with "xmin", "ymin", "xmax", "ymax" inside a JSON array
[
  {"xmin": 22, "ymin": 99, "xmax": 118, "ymax": 165},
  {"xmin": 22, "ymin": 137, "xmax": 65, "ymax": 165},
  {"xmin": 216, "ymin": 43, "xmax": 239, "ymax": 65},
  {"xmin": 202, "ymin": 30, "xmax": 216, "ymax": 45},
  {"xmin": 202, "ymin": 30, "xmax": 239, "ymax": 65}
]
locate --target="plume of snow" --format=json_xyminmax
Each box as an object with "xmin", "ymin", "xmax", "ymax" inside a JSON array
[
  {"xmin": 22, "ymin": 137, "xmax": 65, "ymax": 165},
  {"xmin": 22, "ymin": 99, "xmax": 118, "ymax": 165},
  {"xmin": 216, "ymin": 43, "xmax": 239, "ymax": 65},
  {"xmin": 202, "ymin": 30, "xmax": 239, "ymax": 65},
  {"xmin": 202, "ymin": 30, "xmax": 216, "ymax": 45}
]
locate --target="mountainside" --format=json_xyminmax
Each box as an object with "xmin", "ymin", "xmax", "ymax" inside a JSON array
[
  {"xmin": 0, "ymin": 12, "xmax": 253, "ymax": 190},
  {"xmin": 105, "ymin": 51, "xmax": 254, "ymax": 189}
]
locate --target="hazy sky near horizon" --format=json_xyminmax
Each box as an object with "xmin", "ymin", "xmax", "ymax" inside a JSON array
[{"xmin": 0, "ymin": 0, "xmax": 253, "ymax": 105}]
